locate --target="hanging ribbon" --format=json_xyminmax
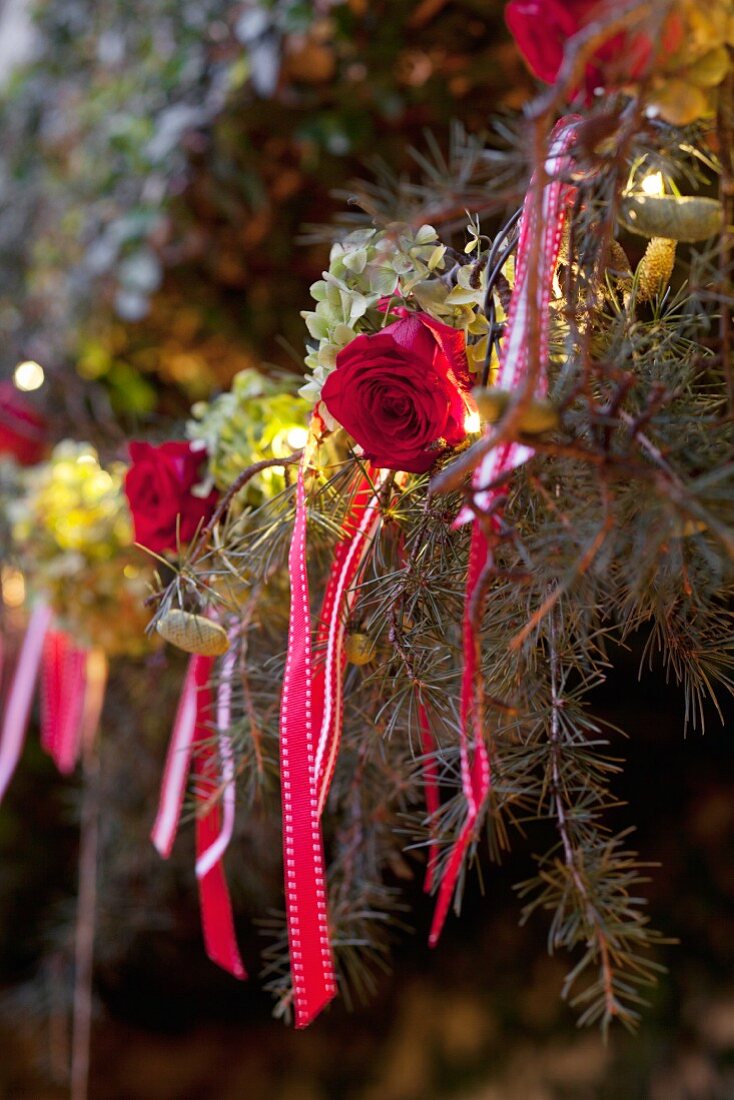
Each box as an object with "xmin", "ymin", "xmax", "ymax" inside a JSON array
[
  {"xmin": 429, "ymin": 523, "xmax": 491, "ymax": 945},
  {"xmin": 152, "ymin": 649, "xmax": 246, "ymax": 980},
  {"xmin": 280, "ymin": 437, "xmax": 386, "ymax": 1027},
  {"xmin": 151, "ymin": 654, "xmax": 200, "ymax": 859},
  {"xmin": 432, "ymin": 118, "xmax": 579, "ymax": 942},
  {"xmin": 191, "ymin": 653, "xmax": 247, "ymax": 979},
  {"xmin": 41, "ymin": 630, "xmax": 89, "ymax": 775},
  {"xmin": 0, "ymin": 602, "xmax": 53, "ymax": 801},
  {"xmin": 195, "ymin": 642, "xmax": 237, "ymax": 878}
]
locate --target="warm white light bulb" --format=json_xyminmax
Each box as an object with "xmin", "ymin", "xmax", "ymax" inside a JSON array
[
  {"xmin": 640, "ymin": 172, "xmax": 665, "ymax": 197},
  {"xmin": 464, "ymin": 409, "xmax": 481, "ymax": 434},
  {"xmin": 13, "ymin": 360, "xmax": 45, "ymax": 392},
  {"xmin": 286, "ymin": 426, "xmax": 309, "ymax": 451}
]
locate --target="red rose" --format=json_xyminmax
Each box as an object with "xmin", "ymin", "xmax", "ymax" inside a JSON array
[
  {"xmin": 124, "ymin": 441, "xmax": 218, "ymax": 554},
  {"xmin": 0, "ymin": 381, "xmax": 46, "ymax": 466},
  {"xmin": 321, "ymin": 312, "xmax": 475, "ymax": 475},
  {"xmin": 504, "ymin": 0, "xmax": 679, "ymax": 91}
]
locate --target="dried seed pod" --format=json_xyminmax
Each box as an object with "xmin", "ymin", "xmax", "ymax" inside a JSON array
[
  {"xmin": 608, "ymin": 238, "xmax": 633, "ymax": 282},
  {"xmin": 472, "ymin": 387, "xmax": 559, "ymax": 435},
  {"xmin": 635, "ymin": 237, "xmax": 677, "ymax": 302},
  {"xmin": 344, "ymin": 632, "xmax": 376, "ymax": 666},
  {"xmin": 619, "ymin": 194, "xmax": 722, "ymax": 242},
  {"xmin": 156, "ymin": 609, "xmax": 230, "ymax": 656}
]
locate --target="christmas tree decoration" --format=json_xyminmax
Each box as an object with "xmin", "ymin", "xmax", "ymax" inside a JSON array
[{"xmin": 135, "ymin": 2, "xmax": 734, "ymax": 1034}]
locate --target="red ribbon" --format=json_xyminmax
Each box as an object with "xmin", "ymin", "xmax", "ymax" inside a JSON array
[
  {"xmin": 429, "ymin": 523, "xmax": 491, "ymax": 945},
  {"xmin": 152, "ymin": 651, "xmax": 246, "ymax": 980},
  {"xmin": 41, "ymin": 630, "xmax": 88, "ymax": 775},
  {"xmin": 191, "ymin": 653, "xmax": 247, "ymax": 980},
  {"xmin": 280, "ymin": 439, "xmax": 338, "ymax": 1027},
  {"xmin": 280, "ymin": 441, "xmax": 387, "ymax": 1026},
  {"xmin": 432, "ymin": 119, "xmax": 579, "ymax": 941}
]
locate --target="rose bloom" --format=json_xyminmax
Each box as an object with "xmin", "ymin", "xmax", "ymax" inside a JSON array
[
  {"xmin": 124, "ymin": 441, "xmax": 218, "ymax": 554},
  {"xmin": 505, "ymin": 0, "xmax": 682, "ymax": 91},
  {"xmin": 0, "ymin": 381, "xmax": 46, "ymax": 466},
  {"xmin": 321, "ymin": 312, "xmax": 475, "ymax": 475}
]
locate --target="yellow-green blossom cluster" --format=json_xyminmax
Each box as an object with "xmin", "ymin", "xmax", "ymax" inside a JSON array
[
  {"xmin": 187, "ymin": 369, "xmax": 311, "ymax": 507},
  {"xmin": 9, "ymin": 443, "xmax": 151, "ymax": 654}
]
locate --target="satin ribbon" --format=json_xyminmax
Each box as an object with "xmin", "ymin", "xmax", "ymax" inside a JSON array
[
  {"xmin": 280, "ymin": 440, "xmax": 386, "ymax": 1027},
  {"xmin": 429, "ymin": 523, "xmax": 491, "ymax": 945},
  {"xmin": 41, "ymin": 630, "xmax": 89, "ymax": 775},
  {"xmin": 152, "ymin": 650, "xmax": 246, "ymax": 979},
  {"xmin": 432, "ymin": 119, "xmax": 579, "ymax": 941},
  {"xmin": 191, "ymin": 653, "xmax": 247, "ymax": 979},
  {"xmin": 0, "ymin": 602, "xmax": 53, "ymax": 801}
]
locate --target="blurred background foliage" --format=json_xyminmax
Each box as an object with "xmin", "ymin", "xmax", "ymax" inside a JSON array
[
  {"xmin": 2, "ymin": 1, "xmax": 734, "ymax": 1098},
  {"xmin": 0, "ymin": 0, "xmax": 526, "ymax": 430}
]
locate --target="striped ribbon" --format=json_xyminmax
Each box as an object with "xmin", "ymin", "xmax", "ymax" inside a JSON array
[
  {"xmin": 432, "ymin": 118, "xmax": 579, "ymax": 942},
  {"xmin": 280, "ymin": 440, "xmax": 385, "ymax": 1027},
  {"xmin": 152, "ymin": 649, "xmax": 246, "ymax": 980}
]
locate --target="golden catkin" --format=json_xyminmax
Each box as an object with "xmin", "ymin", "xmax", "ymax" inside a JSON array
[{"xmin": 635, "ymin": 238, "xmax": 677, "ymax": 302}]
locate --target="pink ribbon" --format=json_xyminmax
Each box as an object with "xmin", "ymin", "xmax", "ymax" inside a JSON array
[
  {"xmin": 429, "ymin": 524, "xmax": 491, "ymax": 945},
  {"xmin": 151, "ymin": 654, "xmax": 200, "ymax": 859},
  {"xmin": 0, "ymin": 602, "xmax": 53, "ymax": 801},
  {"xmin": 432, "ymin": 119, "xmax": 579, "ymax": 941}
]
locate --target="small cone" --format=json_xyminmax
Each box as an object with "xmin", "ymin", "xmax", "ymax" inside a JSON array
[{"xmin": 156, "ymin": 610, "xmax": 230, "ymax": 656}]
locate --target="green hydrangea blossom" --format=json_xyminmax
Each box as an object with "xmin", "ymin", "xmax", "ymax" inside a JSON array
[{"xmin": 187, "ymin": 369, "xmax": 311, "ymax": 506}]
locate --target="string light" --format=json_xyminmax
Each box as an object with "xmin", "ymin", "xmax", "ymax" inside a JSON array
[
  {"xmin": 463, "ymin": 410, "xmax": 481, "ymax": 434},
  {"xmin": 286, "ymin": 427, "xmax": 309, "ymax": 451},
  {"xmin": 640, "ymin": 171, "xmax": 665, "ymax": 197},
  {"xmin": 1, "ymin": 567, "xmax": 25, "ymax": 608},
  {"xmin": 13, "ymin": 360, "xmax": 45, "ymax": 392}
]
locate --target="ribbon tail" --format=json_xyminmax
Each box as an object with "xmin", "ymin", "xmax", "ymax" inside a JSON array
[
  {"xmin": 192, "ymin": 653, "xmax": 246, "ymax": 980},
  {"xmin": 0, "ymin": 602, "xmax": 53, "ymax": 802},
  {"xmin": 151, "ymin": 654, "xmax": 201, "ymax": 858},
  {"xmin": 195, "ymin": 645, "xmax": 237, "ymax": 878},
  {"xmin": 430, "ymin": 524, "xmax": 491, "ymax": 945},
  {"xmin": 280, "ymin": 440, "xmax": 337, "ymax": 1028},
  {"xmin": 313, "ymin": 470, "xmax": 384, "ymax": 814},
  {"xmin": 53, "ymin": 642, "xmax": 88, "ymax": 775}
]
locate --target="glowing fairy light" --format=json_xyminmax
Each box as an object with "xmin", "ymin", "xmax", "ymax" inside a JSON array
[
  {"xmin": 286, "ymin": 427, "xmax": 309, "ymax": 451},
  {"xmin": 13, "ymin": 360, "xmax": 45, "ymax": 392},
  {"xmin": 1, "ymin": 568, "xmax": 26, "ymax": 608},
  {"xmin": 463, "ymin": 409, "xmax": 481, "ymax": 434},
  {"xmin": 640, "ymin": 171, "xmax": 665, "ymax": 197}
]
